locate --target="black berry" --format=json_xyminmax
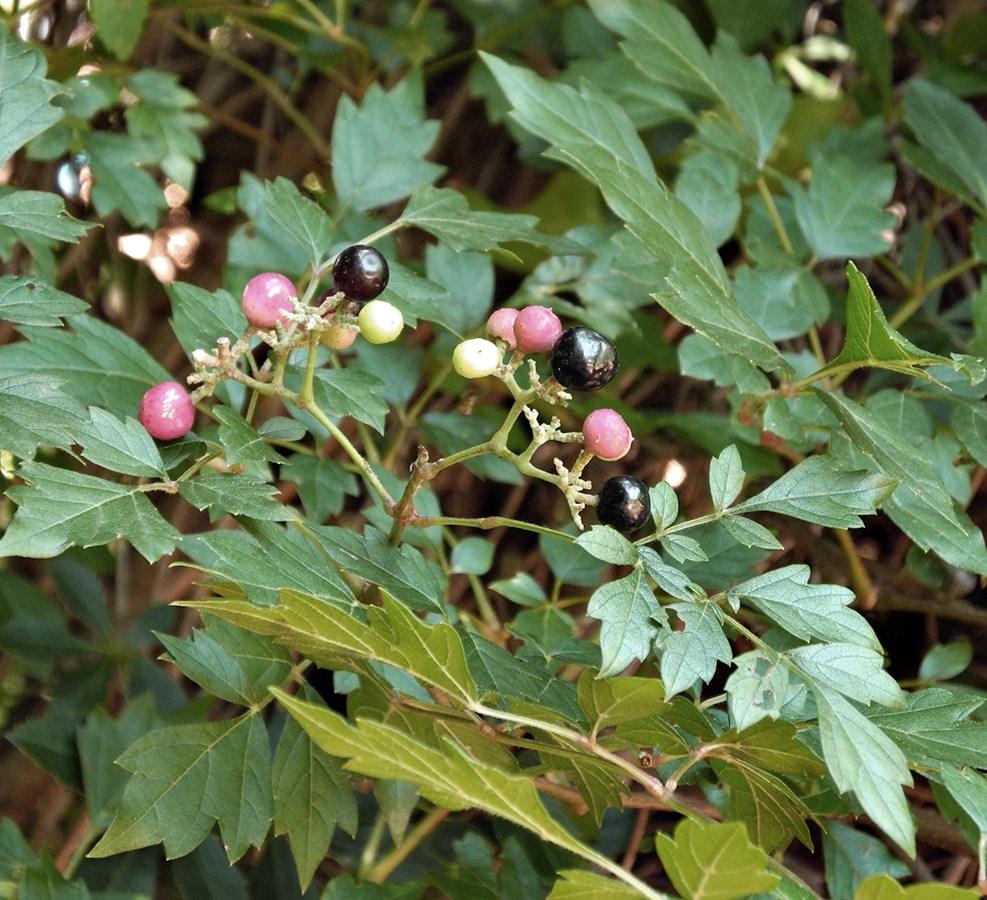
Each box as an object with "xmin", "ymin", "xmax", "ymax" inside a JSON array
[
  {"xmin": 332, "ymin": 245, "xmax": 389, "ymax": 302},
  {"xmin": 597, "ymin": 476, "xmax": 651, "ymax": 533},
  {"xmin": 550, "ymin": 326, "xmax": 619, "ymax": 392}
]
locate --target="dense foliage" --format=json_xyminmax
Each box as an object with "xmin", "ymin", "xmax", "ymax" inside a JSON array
[{"xmin": 1, "ymin": 1, "xmax": 987, "ymax": 898}]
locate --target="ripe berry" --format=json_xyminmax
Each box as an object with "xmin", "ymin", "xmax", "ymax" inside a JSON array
[
  {"xmin": 358, "ymin": 299, "xmax": 403, "ymax": 344},
  {"xmin": 486, "ymin": 308, "xmax": 519, "ymax": 350},
  {"xmin": 453, "ymin": 338, "xmax": 501, "ymax": 379},
  {"xmin": 550, "ymin": 326, "xmax": 619, "ymax": 392},
  {"xmin": 332, "ymin": 244, "xmax": 389, "ymax": 302},
  {"xmin": 582, "ymin": 409, "xmax": 633, "ymax": 461},
  {"xmin": 597, "ymin": 476, "xmax": 652, "ymax": 533},
  {"xmin": 242, "ymin": 272, "xmax": 296, "ymax": 329},
  {"xmin": 513, "ymin": 305, "xmax": 563, "ymax": 353},
  {"xmin": 139, "ymin": 381, "xmax": 195, "ymax": 440},
  {"xmin": 320, "ymin": 324, "xmax": 358, "ymax": 350}
]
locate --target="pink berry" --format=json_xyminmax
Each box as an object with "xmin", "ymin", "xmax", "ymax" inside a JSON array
[
  {"xmin": 582, "ymin": 408, "xmax": 633, "ymax": 461},
  {"xmin": 241, "ymin": 272, "xmax": 296, "ymax": 329},
  {"xmin": 486, "ymin": 308, "xmax": 519, "ymax": 350},
  {"xmin": 139, "ymin": 381, "xmax": 196, "ymax": 440},
  {"xmin": 513, "ymin": 305, "xmax": 563, "ymax": 353}
]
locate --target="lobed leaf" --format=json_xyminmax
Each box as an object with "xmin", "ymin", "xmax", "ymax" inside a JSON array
[
  {"xmin": 0, "ymin": 191, "xmax": 92, "ymax": 244},
  {"xmin": 0, "ymin": 275, "xmax": 88, "ymax": 326},
  {"xmin": 0, "ymin": 29, "xmax": 64, "ymax": 169},
  {"xmin": 76, "ymin": 408, "xmax": 167, "ymax": 478},
  {"xmin": 586, "ymin": 568, "xmax": 666, "ymax": 677},
  {"xmin": 658, "ymin": 601, "xmax": 732, "ymax": 697},
  {"xmin": 258, "ymin": 177, "xmax": 334, "ymax": 268},
  {"xmin": 0, "ymin": 373, "xmax": 89, "ymax": 459}
]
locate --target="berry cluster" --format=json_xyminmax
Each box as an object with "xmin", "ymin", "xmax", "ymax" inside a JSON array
[{"xmin": 138, "ymin": 245, "xmax": 653, "ymax": 536}]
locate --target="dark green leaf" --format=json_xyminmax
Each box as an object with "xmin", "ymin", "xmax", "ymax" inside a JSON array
[
  {"xmin": 178, "ymin": 471, "xmax": 292, "ymax": 522},
  {"xmin": 308, "ymin": 368, "xmax": 390, "ymax": 433},
  {"xmin": 0, "ymin": 373, "xmax": 89, "ymax": 459},
  {"xmin": 84, "ymin": 131, "xmax": 164, "ymax": 227},
  {"xmin": 658, "ymin": 601, "xmax": 731, "ymax": 697},
  {"xmin": 167, "ymin": 282, "xmax": 247, "ymax": 358},
  {"xmin": 0, "ymin": 275, "xmax": 87, "ymax": 326},
  {"xmin": 0, "ymin": 461, "xmax": 180, "ymax": 562},
  {"xmin": 0, "ymin": 29, "xmax": 64, "ymax": 169},
  {"xmin": 823, "ymin": 820, "xmax": 909, "ymax": 900},
  {"xmin": 918, "ymin": 642, "xmax": 972, "ymax": 682},
  {"xmin": 424, "ymin": 243, "xmax": 494, "ymax": 336},
  {"xmin": 90, "ymin": 0, "xmax": 149, "ymax": 59},
  {"xmin": 0, "ymin": 191, "xmax": 91, "ymax": 244},
  {"xmin": 259, "ymin": 177, "xmax": 334, "ymax": 267},
  {"xmin": 76, "ymin": 408, "xmax": 167, "ymax": 477},
  {"xmin": 576, "ymin": 669, "xmax": 667, "ymax": 733},
  {"xmin": 281, "ymin": 454, "xmax": 358, "ymax": 523},
  {"xmin": 844, "ymin": 0, "xmax": 893, "ymax": 106}
]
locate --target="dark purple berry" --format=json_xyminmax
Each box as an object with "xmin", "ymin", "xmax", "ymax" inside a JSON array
[
  {"xmin": 550, "ymin": 326, "xmax": 619, "ymax": 392},
  {"xmin": 597, "ymin": 476, "xmax": 651, "ymax": 533},
  {"xmin": 331, "ymin": 245, "xmax": 389, "ymax": 302}
]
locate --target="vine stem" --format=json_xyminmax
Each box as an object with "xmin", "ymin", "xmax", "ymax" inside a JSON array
[{"xmin": 365, "ymin": 807, "xmax": 451, "ymax": 884}]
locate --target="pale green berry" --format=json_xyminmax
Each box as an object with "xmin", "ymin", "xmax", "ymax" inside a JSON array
[{"xmin": 453, "ymin": 338, "xmax": 501, "ymax": 379}]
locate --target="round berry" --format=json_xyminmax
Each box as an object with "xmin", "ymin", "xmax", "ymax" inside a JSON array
[
  {"xmin": 242, "ymin": 272, "xmax": 296, "ymax": 329},
  {"xmin": 453, "ymin": 338, "xmax": 501, "ymax": 379},
  {"xmin": 332, "ymin": 244, "xmax": 389, "ymax": 302},
  {"xmin": 513, "ymin": 305, "xmax": 563, "ymax": 353},
  {"xmin": 486, "ymin": 308, "xmax": 519, "ymax": 350},
  {"xmin": 583, "ymin": 409, "xmax": 633, "ymax": 461},
  {"xmin": 358, "ymin": 299, "xmax": 404, "ymax": 344},
  {"xmin": 550, "ymin": 326, "xmax": 619, "ymax": 392},
  {"xmin": 320, "ymin": 324, "xmax": 358, "ymax": 350},
  {"xmin": 597, "ymin": 476, "xmax": 651, "ymax": 533},
  {"xmin": 139, "ymin": 381, "xmax": 195, "ymax": 441}
]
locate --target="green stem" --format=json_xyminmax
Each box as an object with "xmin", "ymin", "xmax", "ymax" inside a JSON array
[
  {"xmin": 365, "ymin": 806, "xmax": 450, "ymax": 884},
  {"xmin": 756, "ymin": 176, "xmax": 794, "ymax": 255},
  {"xmin": 296, "ymin": 338, "xmax": 319, "ymax": 407}
]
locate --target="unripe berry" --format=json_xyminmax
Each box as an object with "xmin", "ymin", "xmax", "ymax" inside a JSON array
[
  {"xmin": 486, "ymin": 308, "xmax": 519, "ymax": 350},
  {"xmin": 332, "ymin": 244, "xmax": 389, "ymax": 302},
  {"xmin": 597, "ymin": 476, "xmax": 652, "ymax": 533},
  {"xmin": 320, "ymin": 325, "xmax": 358, "ymax": 350},
  {"xmin": 139, "ymin": 381, "xmax": 195, "ymax": 440},
  {"xmin": 453, "ymin": 338, "xmax": 501, "ymax": 379},
  {"xmin": 358, "ymin": 299, "xmax": 403, "ymax": 344},
  {"xmin": 513, "ymin": 305, "xmax": 563, "ymax": 353},
  {"xmin": 582, "ymin": 408, "xmax": 633, "ymax": 461},
  {"xmin": 242, "ymin": 272, "xmax": 296, "ymax": 329}
]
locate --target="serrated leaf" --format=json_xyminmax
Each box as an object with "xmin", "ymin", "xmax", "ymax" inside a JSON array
[
  {"xmin": 213, "ymin": 406, "xmax": 285, "ymax": 466},
  {"xmin": 88, "ymin": 713, "xmax": 272, "ymax": 863},
  {"xmin": 282, "ymin": 454, "xmax": 358, "ymax": 523},
  {"xmin": 0, "ymin": 275, "xmax": 88, "ymax": 326},
  {"xmin": 823, "ymin": 820, "xmax": 909, "ymax": 900},
  {"xmin": 855, "ymin": 874, "xmax": 979, "ymax": 900},
  {"xmin": 576, "ymin": 669, "xmax": 667, "ymax": 733},
  {"xmin": 709, "ymin": 444, "xmax": 744, "ymax": 513},
  {"xmin": 0, "ymin": 191, "xmax": 91, "ymax": 244},
  {"xmin": 574, "ymin": 526, "xmax": 639, "ymax": 566},
  {"xmin": 719, "ymin": 515, "xmax": 783, "ymax": 550},
  {"xmin": 0, "ymin": 373, "xmax": 89, "ymax": 458},
  {"xmin": 401, "ymin": 185, "xmax": 584, "ymax": 261},
  {"xmin": 482, "ymin": 53, "xmax": 789, "ymax": 375},
  {"xmin": 587, "ymin": 568, "xmax": 666, "ymax": 677},
  {"xmin": 730, "ymin": 565, "xmax": 880, "ymax": 650},
  {"xmin": 820, "ymin": 263, "xmax": 985, "ymax": 384},
  {"xmin": 658, "ymin": 601, "xmax": 731, "ymax": 697},
  {"xmin": 536, "ymin": 743, "xmax": 629, "ymax": 827},
  {"xmin": 0, "ymin": 28, "xmax": 64, "ymax": 169},
  {"xmin": 549, "ymin": 869, "xmax": 649, "ymax": 900},
  {"xmin": 84, "ymin": 131, "xmax": 164, "ymax": 227},
  {"xmin": 308, "ymin": 368, "xmax": 390, "ymax": 433},
  {"xmin": 866, "ymin": 688, "xmax": 987, "ymax": 770},
  {"xmin": 0, "ymin": 461, "xmax": 179, "ymax": 562},
  {"xmin": 813, "ymin": 688, "xmax": 914, "ymax": 856},
  {"xmin": 649, "ymin": 481, "xmax": 679, "ymax": 530},
  {"xmin": 272, "ymin": 697, "xmax": 358, "ymax": 891},
  {"xmin": 178, "ymin": 471, "xmax": 292, "ymax": 522},
  {"xmin": 639, "ymin": 547, "xmax": 706, "ymax": 603},
  {"xmin": 331, "ymin": 70, "xmax": 444, "ymax": 212},
  {"xmin": 654, "ymin": 819, "xmax": 779, "ymax": 900},
  {"xmin": 90, "ymin": 0, "xmax": 149, "ymax": 59},
  {"xmin": 157, "ymin": 614, "xmax": 292, "ymax": 706},
  {"xmin": 787, "ymin": 643, "xmax": 903, "ymax": 707},
  {"xmin": 76, "ymin": 407, "xmax": 167, "ymax": 477},
  {"xmin": 313, "ymin": 524, "xmax": 446, "ymax": 614},
  {"xmin": 726, "ymin": 649, "xmax": 793, "ymax": 730},
  {"xmin": 167, "ymin": 282, "xmax": 247, "ymax": 357},
  {"xmin": 258, "ymin": 177, "xmax": 334, "ymax": 266},
  {"xmin": 938, "ymin": 764, "xmax": 987, "ymax": 833}
]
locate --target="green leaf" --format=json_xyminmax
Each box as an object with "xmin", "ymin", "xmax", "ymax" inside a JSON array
[
  {"xmin": 576, "ymin": 669, "xmax": 668, "ymax": 733},
  {"xmin": 725, "ymin": 649, "xmax": 794, "ymax": 730},
  {"xmin": 272, "ymin": 697, "xmax": 358, "ymax": 891},
  {"xmin": 158, "ymin": 614, "xmax": 292, "ymax": 706},
  {"xmin": 178, "ymin": 471, "xmax": 292, "ymax": 522},
  {"xmin": 84, "ymin": 131, "xmax": 165, "ymax": 227},
  {"xmin": 736, "ymin": 454, "xmax": 897, "ymax": 529},
  {"xmin": 674, "ymin": 150, "xmax": 741, "ymax": 247},
  {"xmin": 0, "ymin": 191, "xmax": 91, "ymax": 244},
  {"xmin": 0, "ymin": 373, "xmax": 89, "ymax": 459},
  {"xmin": 719, "ymin": 515, "xmax": 783, "ymax": 551},
  {"xmin": 283, "ymin": 454, "xmax": 358, "ymax": 523},
  {"xmin": 710, "ymin": 718, "xmax": 827, "ymax": 776},
  {"xmin": 313, "ymin": 525, "xmax": 446, "ymax": 614},
  {"xmin": 90, "ymin": 0, "xmax": 149, "ymax": 59},
  {"xmin": 903, "ymin": 79, "xmax": 987, "ymax": 212},
  {"xmin": 401, "ymin": 185, "xmax": 584, "ymax": 261},
  {"xmin": 0, "ymin": 28, "xmax": 64, "ymax": 169},
  {"xmin": 844, "ymin": 0, "xmax": 893, "ymax": 106},
  {"xmin": 938, "ymin": 764, "xmax": 987, "ymax": 833},
  {"xmin": 787, "ymin": 643, "xmax": 903, "ymax": 707},
  {"xmin": 0, "ymin": 275, "xmax": 88, "ymax": 326},
  {"xmin": 0, "ymin": 461, "xmax": 180, "ymax": 562},
  {"xmin": 549, "ymin": 870, "xmax": 649, "ymax": 899},
  {"xmin": 125, "ymin": 68, "xmax": 206, "ymax": 189},
  {"xmin": 450, "ymin": 536, "xmax": 495, "ymax": 575},
  {"xmin": 167, "ymin": 282, "xmax": 247, "ymax": 357},
  {"xmin": 654, "ymin": 819, "xmax": 780, "ymax": 900},
  {"xmin": 308, "ymin": 368, "xmax": 390, "ymax": 433},
  {"xmin": 482, "ymin": 53, "xmax": 789, "ymax": 375},
  {"xmin": 823, "ymin": 820, "xmax": 909, "ymax": 900},
  {"xmin": 658, "ymin": 601, "xmax": 731, "ymax": 697},
  {"xmin": 258, "ymin": 177, "xmax": 334, "ymax": 267},
  {"xmin": 587, "ymin": 568, "xmax": 665, "ymax": 677},
  {"xmin": 639, "ymin": 547, "xmax": 705, "ymax": 603},
  {"xmin": 855, "ymin": 874, "xmax": 979, "ymax": 900},
  {"xmin": 866, "ymin": 688, "xmax": 987, "ymax": 770},
  {"xmin": 820, "ymin": 262, "xmax": 985, "ymax": 384},
  {"xmin": 730, "ymin": 565, "xmax": 880, "ymax": 650},
  {"xmin": 574, "ymin": 526, "xmax": 639, "ymax": 566},
  {"xmin": 213, "ymin": 406, "xmax": 285, "ymax": 466},
  {"xmin": 709, "ymin": 444, "xmax": 744, "ymax": 513},
  {"xmin": 76, "ymin": 407, "xmax": 167, "ymax": 477},
  {"xmin": 331, "ymin": 69, "xmax": 444, "ymax": 212},
  {"xmin": 732, "ymin": 264, "xmax": 829, "ymax": 342},
  {"xmin": 918, "ymin": 641, "xmax": 972, "ymax": 682},
  {"xmin": 88, "ymin": 713, "xmax": 272, "ymax": 863},
  {"xmin": 813, "ymin": 688, "xmax": 915, "ymax": 856}
]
